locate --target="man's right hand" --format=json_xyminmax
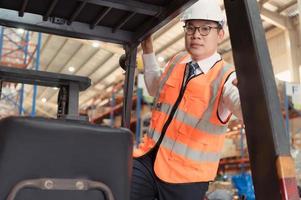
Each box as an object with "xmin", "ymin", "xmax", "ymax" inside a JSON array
[{"xmin": 141, "ymin": 35, "xmax": 153, "ymax": 54}]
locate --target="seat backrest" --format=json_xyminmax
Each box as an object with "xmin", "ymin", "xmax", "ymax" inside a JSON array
[{"xmin": 0, "ymin": 117, "xmax": 133, "ymax": 200}]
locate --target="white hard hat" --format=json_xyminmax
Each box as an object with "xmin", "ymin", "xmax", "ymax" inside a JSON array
[{"xmin": 180, "ymin": 0, "xmax": 224, "ymax": 26}]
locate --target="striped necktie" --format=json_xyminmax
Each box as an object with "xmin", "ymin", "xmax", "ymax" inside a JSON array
[{"xmin": 188, "ymin": 61, "xmax": 199, "ymax": 79}]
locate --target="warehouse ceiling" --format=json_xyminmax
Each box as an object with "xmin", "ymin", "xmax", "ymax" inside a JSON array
[{"xmin": 0, "ymin": 0, "xmax": 299, "ymax": 119}]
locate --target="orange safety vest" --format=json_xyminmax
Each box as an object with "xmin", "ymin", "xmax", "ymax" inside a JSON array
[{"xmin": 134, "ymin": 51, "xmax": 235, "ymax": 183}]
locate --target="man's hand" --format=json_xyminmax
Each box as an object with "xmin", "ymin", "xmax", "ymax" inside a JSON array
[{"xmin": 141, "ymin": 35, "xmax": 153, "ymax": 54}]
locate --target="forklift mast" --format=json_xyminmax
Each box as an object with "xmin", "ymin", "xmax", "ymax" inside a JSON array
[{"xmin": 224, "ymin": 0, "xmax": 299, "ymax": 199}]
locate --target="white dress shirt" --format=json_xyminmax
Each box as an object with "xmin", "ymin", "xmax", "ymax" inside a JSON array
[{"xmin": 143, "ymin": 52, "xmax": 243, "ymax": 122}]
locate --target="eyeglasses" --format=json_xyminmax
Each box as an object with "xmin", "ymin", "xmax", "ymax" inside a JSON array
[{"xmin": 183, "ymin": 25, "xmax": 220, "ymax": 36}]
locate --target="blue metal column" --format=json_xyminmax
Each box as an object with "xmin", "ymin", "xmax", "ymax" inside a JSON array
[
  {"xmin": 110, "ymin": 92, "xmax": 115, "ymax": 127},
  {"xmin": 19, "ymin": 31, "xmax": 30, "ymax": 115},
  {"xmin": 0, "ymin": 27, "xmax": 4, "ymax": 61},
  {"xmin": 31, "ymin": 32, "xmax": 42, "ymax": 116}
]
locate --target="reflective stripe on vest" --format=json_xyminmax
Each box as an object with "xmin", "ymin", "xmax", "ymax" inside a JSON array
[
  {"xmin": 153, "ymin": 102, "xmax": 227, "ymax": 134},
  {"xmin": 148, "ymin": 129, "xmax": 220, "ymax": 162}
]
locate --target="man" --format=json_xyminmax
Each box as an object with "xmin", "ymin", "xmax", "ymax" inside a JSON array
[{"xmin": 131, "ymin": 0, "xmax": 242, "ymax": 199}]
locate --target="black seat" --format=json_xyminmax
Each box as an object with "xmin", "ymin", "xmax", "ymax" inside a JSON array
[{"xmin": 0, "ymin": 117, "xmax": 133, "ymax": 200}]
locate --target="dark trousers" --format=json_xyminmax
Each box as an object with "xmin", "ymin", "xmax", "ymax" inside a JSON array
[{"xmin": 130, "ymin": 149, "xmax": 209, "ymax": 200}]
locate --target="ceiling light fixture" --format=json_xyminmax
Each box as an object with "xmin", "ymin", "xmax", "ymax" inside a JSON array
[
  {"xmin": 68, "ymin": 66, "xmax": 75, "ymax": 72},
  {"xmin": 92, "ymin": 41, "xmax": 100, "ymax": 48},
  {"xmin": 17, "ymin": 28, "xmax": 25, "ymax": 34},
  {"xmin": 41, "ymin": 97, "xmax": 47, "ymax": 103}
]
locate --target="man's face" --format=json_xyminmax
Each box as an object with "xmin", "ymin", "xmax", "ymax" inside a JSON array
[{"xmin": 185, "ymin": 19, "xmax": 224, "ymax": 61}]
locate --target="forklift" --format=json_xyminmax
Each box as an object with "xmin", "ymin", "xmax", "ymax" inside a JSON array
[{"xmin": 0, "ymin": 0, "xmax": 299, "ymax": 199}]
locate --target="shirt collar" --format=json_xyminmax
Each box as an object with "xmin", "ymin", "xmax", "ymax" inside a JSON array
[{"xmin": 180, "ymin": 52, "xmax": 221, "ymax": 74}]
